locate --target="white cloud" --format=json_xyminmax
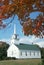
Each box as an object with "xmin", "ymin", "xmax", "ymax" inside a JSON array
[
  {"xmin": 19, "ymin": 37, "xmax": 32, "ymax": 44},
  {"xmin": 0, "ymin": 39, "xmax": 10, "ymax": 45},
  {"xmin": 19, "ymin": 36, "xmax": 44, "ymax": 48},
  {"xmin": 34, "ymin": 42, "xmax": 44, "ymax": 48},
  {"xmin": 0, "ymin": 35, "xmax": 44, "ymax": 47},
  {"xmin": 28, "ymin": 35, "xmax": 44, "ymax": 47}
]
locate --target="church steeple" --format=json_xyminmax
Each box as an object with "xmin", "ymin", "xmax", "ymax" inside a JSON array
[
  {"xmin": 14, "ymin": 24, "xmax": 18, "ymax": 39},
  {"xmin": 11, "ymin": 24, "xmax": 19, "ymax": 45}
]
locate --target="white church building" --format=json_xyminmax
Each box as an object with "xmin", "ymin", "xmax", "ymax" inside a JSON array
[{"xmin": 7, "ymin": 24, "xmax": 41, "ymax": 59}]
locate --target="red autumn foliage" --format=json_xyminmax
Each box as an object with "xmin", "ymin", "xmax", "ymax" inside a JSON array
[{"xmin": 0, "ymin": 0, "xmax": 44, "ymax": 37}]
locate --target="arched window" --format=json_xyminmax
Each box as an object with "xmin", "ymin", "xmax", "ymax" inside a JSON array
[
  {"xmin": 33, "ymin": 51, "xmax": 35, "ymax": 56},
  {"xmin": 20, "ymin": 52, "xmax": 22, "ymax": 56},
  {"xmin": 30, "ymin": 51, "xmax": 31, "ymax": 56},
  {"xmin": 25, "ymin": 52, "xmax": 27, "ymax": 56},
  {"xmin": 37, "ymin": 51, "xmax": 39, "ymax": 56}
]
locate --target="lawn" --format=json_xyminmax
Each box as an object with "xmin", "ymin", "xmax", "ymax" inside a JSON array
[{"xmin": 0, "ymin": 59, "xmax": 41, "ymax": 65}]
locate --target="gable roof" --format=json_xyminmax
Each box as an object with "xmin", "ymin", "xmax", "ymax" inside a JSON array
[{"xmin": 15, "ymin": 43, "xmax": 40, "ymax": 51}]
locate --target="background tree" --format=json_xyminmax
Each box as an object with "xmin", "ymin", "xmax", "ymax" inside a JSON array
[
  {"xmin": 0, "ymin": 0, "xmax": 44, "ymax": 37},
  {"xmin": 40, "ymin": 48, "xmax": 44, "ymax": 65},
  {"xmin": 41, "ymin": 48, "xmax": 44, "ymax": 59},
  {"xmin": 0, "ymin": 41, "xmax": 9, "ymax": 60}
]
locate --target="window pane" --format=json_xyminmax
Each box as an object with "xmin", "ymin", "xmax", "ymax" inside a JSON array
[
  {"xmin": 30, "ymin": 51, "xmax": 31, "ymax": 56},
  {"xmin": 34, "ymin": 51, "xmax": 35, "ymax": 56},
  {"xmin": 26, "ymin": 52, "xmax": 27, "ymax": 56},
  {"xmin": 37, "ymin": 51, "xmax": 39, "ymax": 56},
  {"xmin": 21, "ymin": 52, "xmax": 22, "ymax": 56}
]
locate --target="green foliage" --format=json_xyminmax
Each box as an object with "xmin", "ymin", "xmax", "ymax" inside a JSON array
[
  {"xmin": 40, "ymin": 48, "xmax": 44, "ymax": 65},
  {"xmin": 40, "ymin": 48, "xmax": 44, "ymax": 59},
  {"xmin": 0, "ymin": 42, "xmax": 9, "ymax": 60},
  {"xmin": 42, "ymin": 59, "xmax": 44, "ymax": 65}
]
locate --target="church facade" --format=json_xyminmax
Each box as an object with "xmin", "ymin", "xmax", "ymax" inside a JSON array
[
  {"xmin": 7, "ymin": 24, "xmax": 41, "ymax": 59},
  {"xmin": 7, "ymin": 43, "xmax": 41, "ymax": 59}
]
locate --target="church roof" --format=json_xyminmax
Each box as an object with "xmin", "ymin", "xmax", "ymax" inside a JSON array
[{"xmin": 15, "ymin": 43, "xmax": 40, "ymax": 51}]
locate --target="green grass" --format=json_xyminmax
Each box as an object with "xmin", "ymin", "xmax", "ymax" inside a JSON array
[{"xmin": 0, "ymin": 59, "xmax": 41, "ymax": 65}]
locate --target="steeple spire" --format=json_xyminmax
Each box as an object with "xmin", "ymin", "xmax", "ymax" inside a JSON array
[
  {"xmin": 14, "ymin": 24, "xmax": 18, "ymax": 39},
  {"xmin": 14, "ymin": 24, "xmax": 16, "ymax": 34}
]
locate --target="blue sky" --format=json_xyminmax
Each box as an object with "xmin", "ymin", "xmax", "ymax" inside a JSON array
[
  {"xmin": 0, "ymin": 12, "xmax": 41, "ymax": 39},
  {"xmin": 0, "ymin": 12, "xmax": 44, "ymax": 47}
]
